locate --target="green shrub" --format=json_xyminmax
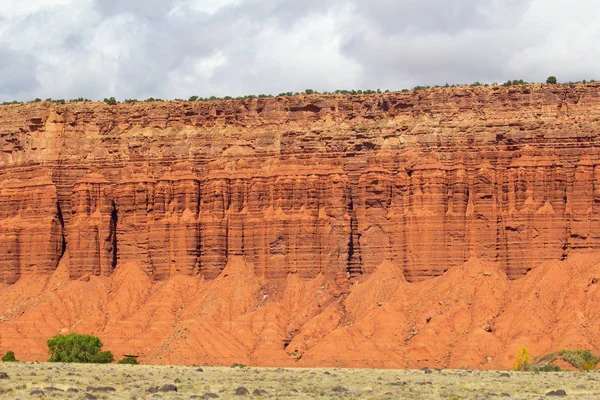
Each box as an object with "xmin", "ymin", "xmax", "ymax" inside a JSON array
[
  {"xmin": 2, "ymin": 351, "xmax": 16, "ymax": 362},
  {"xmin": 558, "ymin": 350, "xmax": 599, "ymax": 369},
  {"xmin": 231, "ymin": 362, "xmax": 246, "ymax": 368},
  {"xmin": 533, "ymin": 364, "xmax": 560, "ymax": 372},
  {"xmin": 103, "ymin": 97, "xmax": 117, "ymax": 105},
  {"xmin": 546, "ymin": 76, "xmax": 558, "ymax": 84},
  {"xmin": 91, "ymin": 351, "xmax": 114, "ymax": 363},
  {"xmin": 118, "ymin": 356, "xmax": 139, "ymax": 365},
  {"xmin": 47, "ymin": 333, "xmax": 112, "ymax": 363}
]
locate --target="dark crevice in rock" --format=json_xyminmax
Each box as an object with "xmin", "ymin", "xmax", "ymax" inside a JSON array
[
  {"xmin": 56, "ymin": 201, "xmax": 66, "ymax": 259},
  {"xmin": 110, "ymin": 201, "xmax": 118, "ymax": 271}
]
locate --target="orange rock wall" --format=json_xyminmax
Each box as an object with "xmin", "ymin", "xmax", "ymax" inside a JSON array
[{"xmin": 1, "ymin": 84, "xmax": 600, "ymax": 285}]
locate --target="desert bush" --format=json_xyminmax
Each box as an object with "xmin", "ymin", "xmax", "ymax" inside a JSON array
[
  {"xmin": 118, "ymin": 356, "xmax": 139, "ymax": 365},
  {"xmin": 90, "ymin": 351, "xmax": 114, "ymax": 364},
  {"xmin": 47, "ymin": 333, "xmax": 113, "ymax": 363},
  {"xmin": 546, "ymin": 76, "xmax": 558, "ymax": 84},
  {"xmin": 533, "ymin": 364, "xmax": 560, "ymax": 372},
  {"xmin": 513, "ymin": 346, "xmax": 530, "ymax": 371},
  {"xmin": 558, "ymin": 349, "xmax": 599, "ymax": 370},
  {"xmin": 2, "ymin": 351, "xmax": 16, "ymax": 362},
  {"xmin": 103, "ymin": 97, "xmax": 117, "ymax": 105}
]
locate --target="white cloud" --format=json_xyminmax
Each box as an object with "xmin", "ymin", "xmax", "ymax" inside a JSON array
[
  {"xmin": 0, "ymin": 0, "xmax": 75, "ymax": 18},
  {"xmin": 169, "ymin": 0, "xmax": 242, "ymax": 16},
  {"xmin": 194, "ymin": 51, "xmax": 228, "ymax": 79},
  {"xmin": 251, "ymin": 5, "xmax": 362, "ymax": 93},
  {"xmin": 0, "ymin": 0, "xmax": 599, "ymax": 101}
]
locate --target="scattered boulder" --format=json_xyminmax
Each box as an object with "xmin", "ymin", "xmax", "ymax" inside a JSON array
[
  {"xmin": 421, "ymin": 367, "xmax": 432, "ymax": 374},
  {"xmin": 252, "ymin": 388, "xmax": 267, "ymax": 396},
  {"xmin": 331, "ymin": 385, "xmax": 349, "ymax": 393},
  {"xmin": 196, "ymin": 367, "xmax": 204, "ymax": 372},
  {"xmin": 203, "ymin": 393, "xmax": 220, "ymax": 399},
  {"xmin": 29, "ymin": 390, "xmax": 45, "ymax": 397},
  {"xmin": 146, "ymin": 386, "xmax": 159, "ymax": 393},
  {"xmin": 546, "ymin": 389, "xmax": 567, "ymax": 396},
  {"xmin": 84, "ymin": 394, "xmax": 97, "ymax": 400},
  {"xmin": 67, "ymin": 388, "xmax": 79, "ymax": 393},
  {"xmin": 86, "ymin": 386, "xmax": 116, "ymax": 392},
  {"xmin": 235, "ymin": 386, "xmax": 250, "ymax": 395},
  {"xmin": 174, "ymin": 378, "xmax": 181, "ymax": 383},
  {"xmin": 0, "ymin": 372, "xmax": 9, "ymax": 379},
  {"xmin": 160, "ymin": 384, "xmax": 178, "ymax": 392},
  {"xmin": 499, "ymin": 372, "xmax": 510, "ymax": 378}
]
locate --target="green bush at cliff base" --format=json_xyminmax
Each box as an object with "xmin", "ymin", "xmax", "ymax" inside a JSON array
[
  {"xmin": 2, "ymin": 351, "xmax": 16, "ymax": 362},
  {"xmin": 118, "ymin": 356, "xmax": 139, "ymax": 365},
  {"xmin": 530, "ymin": 349, "xmax": 599, "ymax": 371},
  {"xmin": 47, "ymin": 333, "xmax": 113, "ymax": 363},
  {"xmin": 558, "ymin": 350, "xmax": 599, "ymax": 370}
]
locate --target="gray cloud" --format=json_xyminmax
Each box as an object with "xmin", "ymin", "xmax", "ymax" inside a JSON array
[
  {"xmin": 0, "ymin": 47, "xmax": 39, "ymax": 96},
  {"xmin": 0, "ymin": 0, "xmax": 598, "ymax": 102}
]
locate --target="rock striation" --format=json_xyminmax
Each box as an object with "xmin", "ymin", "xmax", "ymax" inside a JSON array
[
  {"xmin": 2, "ymin": 84, "xmax": 600, "ymax": 368},
  {"xmin": 2, "ymin": 84, "xmax": 600, "ymax": 283}
]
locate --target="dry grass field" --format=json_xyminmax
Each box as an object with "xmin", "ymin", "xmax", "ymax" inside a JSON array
[{"xmin": 0, "ymin": 362, "xmax": 599, "ymax": 399}]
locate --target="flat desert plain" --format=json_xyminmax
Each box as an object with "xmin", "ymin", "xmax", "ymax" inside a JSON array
[{"xmin": 0, "ymin": 363, "xmax": 599, "ymax": 399}]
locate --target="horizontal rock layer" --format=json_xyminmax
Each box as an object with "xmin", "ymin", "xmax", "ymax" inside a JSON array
[{"xmin": 1, "ymin": 84, "xmax": 600, "ymax": 284}]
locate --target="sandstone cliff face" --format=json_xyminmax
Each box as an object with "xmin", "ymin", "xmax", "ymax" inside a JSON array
[{"xmin": 1, "ymin": 84, "xmax": 600, "ymax": 368}]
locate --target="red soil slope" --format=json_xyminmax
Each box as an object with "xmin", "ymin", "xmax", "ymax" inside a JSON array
[{"xmin": 1, "ymin": 84, "xmax": 600, "ymax": 368}]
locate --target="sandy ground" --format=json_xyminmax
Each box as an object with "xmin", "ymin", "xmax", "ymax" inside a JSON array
[{"xmin": 0, "ymin": 363, "xmax": 599, "ymax": 399}]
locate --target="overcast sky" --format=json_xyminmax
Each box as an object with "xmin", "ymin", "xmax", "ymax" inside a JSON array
[{"xmin": 0, "ymin": 0, "xmax": 598, "ymax": 101}]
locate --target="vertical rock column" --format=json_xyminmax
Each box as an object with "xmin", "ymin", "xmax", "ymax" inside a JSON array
[
  {"xmin": 0, "ymin": 172, "xmax": 63, "ymax": 283},
  {"xmin": 357, "ymin": 170, "xmax": 393, "ymax": 274},
  {"xmin": 444, "ymin": 165, "xmax": 469, "ymax": 268},
  {"xmin": 149, "ymin": 170, "xmax": 201, "ymax": 279},
  {"xmin": 322, "ymin": 173, "xmax": 352, "ymax": 280},
  {"xmin": 114, "ymin": 174, "xmax": 155, "ymax": 276},
  {"xmin": 468, "ymin": 166, "xmax": 498, "ymax": 262},
  {"xmin": 403, "ymin": 161, "xmax": 449, "ymax": 281},
  {"xmin": 199, "ymin": 178, "xmax": 229, "ymax": 279},
  {"xmin": 68, "ymin": 173, "xmax": 116, "ymax": 278}
]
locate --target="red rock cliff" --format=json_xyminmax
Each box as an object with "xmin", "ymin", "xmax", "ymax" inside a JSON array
[{"xmin": 1, "ymin": 84, "xmax": 600, "ymax": 368}]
